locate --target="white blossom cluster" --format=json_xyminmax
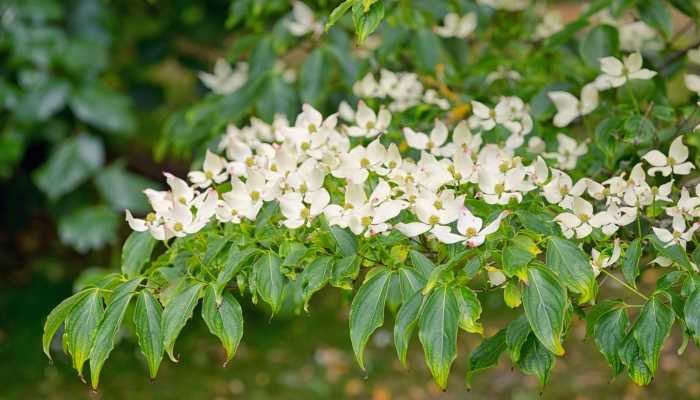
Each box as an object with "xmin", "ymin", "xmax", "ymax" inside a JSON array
[
  {"xmin": 129, "ymin": 56, "xmax": 698, "ymax": 280},
  {"xmin": 352, "ymin": 69, "xmax": 450, "ymax": 112}
]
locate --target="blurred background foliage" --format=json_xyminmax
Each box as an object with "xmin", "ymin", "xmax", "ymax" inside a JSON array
[{"xmin": 3, "ymin": 0, "xmax": 700, "ymax": 398}]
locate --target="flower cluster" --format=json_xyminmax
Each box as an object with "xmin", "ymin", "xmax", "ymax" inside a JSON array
[{"xmin": 352, "ymin": 69, "xmax": 450, "ymax": 111}]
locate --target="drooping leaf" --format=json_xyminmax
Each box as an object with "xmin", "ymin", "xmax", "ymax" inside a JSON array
[
  {"xmin": 133, "ymin": 290, "xmax": 164, "ymax": 379},
  {"xmin": 633, "ymin": 296, "xmax": 674, "ymax": 375},
  {"xmin": 215, "ymin": 247, "xmax": 258, "ymax": 303},
  {"xmin": 64, "ymin": 289, "xmax": 104, "ymax": 378},
  {"xmin": 299, "ymin": 256, "xmax": 333, "ymax": 310},
  {"xmin": 593, "ymin": 307, "xmax": 628, "ymax": 376},
  {"xmin": 619, "ymin": 332, "xmax": 653, "ymax": 385},
  {"xmin": 684, "ymin": 288, "xmax": 700, "ymax": 347},
  {"xmin": 42, "ymin": 289, "xmax": 93, "ymax": 360},
  {"xmin": 516, "ymin": 334, "xmax": 555, "ymax": 388},
  {"xmin": 454, "ymin": 287, "xmax": 483, "ymax": 335},
  {"xmin": 398, "ymin": 267, "xmax": 426, "ymax": 302},
  {"xmin": 546, "ymin": 237, "xmax": 596, "ymax": 303},
  {"xmin": 202, "ymin": 286, "xmax": 244, "ymax": 365},
  {"xmin": 466, "ymin": 329, "xmax": 507, "ymax": 385},
  {"xmin": 418, "ymin": 285, "xmax": 460, "ymax": 390},
  {"xmin": 506, "ymin": 315, "xmax": 532, "ymax": 363},
  {"xmin": 121, "ymin": 231, "xmax": 156, "ymax": 278},
  {"xmin": 254, "ymin": 252, "xmax": 285, "ymax": 315},
  {"xmin": 325, "ymin": 0, "xmax": 354, "ymax": 31},
  {"xmin": 352, "ymin": 0, "xmax": 384, "ymax": 43},
  {"xmin": 161, "ymin": 281, "xmax": 204, "ymax": 362},
  {"xmin": 70, "ymin": 83, "xmax": 135, "ymax": 134},
  {"xmin": 648, "ymin": 234, "xmax": 693, "ymax": 270},
  {"xmin": 57, "ymin": 206, "xmax": 119, "ymax": 253},
  {"xmin": 393, "ymin": 290, "xmax": 423, "ymax": 366},
  {"xmin": 579, "ymin": 24, "xmax": 619, "ymax": 68},
  {"xmin": 410, "ymin": 250, "xmax": 435, "ymax": 278},
  {"xmin": 637, "ymin": 0, "xmax": 673, "ymax": 39},
  {"xmin": 585, "ymin": 299, "xmax": 624, "ymax": 338},
  {"xmin": 89, "ymin": 278, "xmax": 142, "ymax": 388},
  {"xmin": 330, "ymin": 255, "xmax": 360, "ymax": 289},
  {"xmin": 329, "ymin": 226, "xmax": 358, "ymax": 256},
  {"xmin": 523, "ymin": 266, "xmax": 566, "ymax": 356},
  {"xmin": 350, "ymin": 268, "xmax": 392, "ymax": 370}
]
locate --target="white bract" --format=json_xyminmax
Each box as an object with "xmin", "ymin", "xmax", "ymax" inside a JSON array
[
  {"xmin": 642, "ymin": 136, "xmax": 695, "ymax": 176},
  {"xmin": 434, "ymin": 13, "xmax": 477, "ymax": 39},
  {"xmin": 285, "ymin": 1, "xmax": 322, "ymax": 37},
  {"xmin": 548, "ymin": 83, "xmax": 598, "ymax": 127},
  {"xmin": 596, "ymin": 52, "xmax": 657, "ymax": 89},
  {"xmin": 198, "ymin": 59, "xmax": 248, "ymax": 95}
]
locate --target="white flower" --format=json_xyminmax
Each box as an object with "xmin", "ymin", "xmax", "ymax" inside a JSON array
[
  {"xmin": 434, "ymin": 208, "xmax": 509, "ymax": 247},
  {"xmin": 279, "ymin": 189, "xmax": 329, "ymax": 229},
  {"xmin": 164, "ymin": 172, "xmax": 195, "ymax": 206},
  {"xmin": 403, "ymin": 120, "xmax": 453, "ymax": 156},
  {"xmin": 652, "ymin": 215, "xmax": 700, "ymax": 249},
  {"xmin": 642, "ymin": 136, "xmax": 695, "ymax": 176},
  {"xmin": 596, "ymin": 52, "xmax": 657, "ymax": 89},
  {"xmin": 534, "ymin": 11, "xmax": 563, "ymax": 40},
  {"xmin": 528, "ymin": 137, "xmax": 546, "ymax": 154},
  {"xmin": 125, "ymin": 209, "xmax": 167, "ymax": 240},
  {"xmin": 163, "ymin": 190, "xmax": 218, "ymax": 237},
  {"xmin": 478, "ymin": 166, "xmax": 529, "ymax": 205},
  {"xmin": 395, "ymin": 191, "xmax": 464, "ymax": 238},
  {"xmin": 230, "ymin": 171, "xmax": 276, "ymax": 219},
  {"xmin": 548, "ymin": 83, "xmax": 598, "ymax": 127},
  {"xmin": 528, "ymin": 156, "xmax": 549, "ymax": 186},
  {"xmin": 685, "ymin": 74, "xmax": 700, "ymax": 94},
  {"xmin": 554, "ymin": 197, "xmax": 614, "ymax": 239},
  {"xmin": 666, "ymin": 187, "xmax": 700, "ymax": 219},
  {"xmin": 198, "ymin": 60, "xmax": 248, "ymax": 95},
  {"xmin": 542, "ymin": 169, "xmax": 587, "ymax": 209},
  {"xmin": 470, "ymin": 101, "xmax": 497, "ymax": 131},
  {"xmin": 542, "ymin": 133, "xmax": 587, "ymax": 170},
  {"xmin": 188, "ymin": 149, "xmax": 228, "ymax": 188},
  {"xmin": 332, "ymin": 139, "xmax": 387, "ymax": 183},
  {"xmin": 434, "ymin": 12, "xmax": 477, "ymax": 39},
  {"xmin": 285, "ymin": 1, "xmax": 322, "ymax": 37},
  {"xmin": 345, "ymin": 101, "xmax": 391, "ymax": 138},
  {"xmin": 590, "ymin": 240, "xmax": 621, "ymax": 276},
  {"xmin": 452, "ymin": 121, "xmax": 482, "ymax": 155}
]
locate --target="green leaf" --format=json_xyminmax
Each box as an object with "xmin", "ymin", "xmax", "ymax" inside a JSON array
[
  {"xmin": 410, "ymin": 250, "xmax": 435, "ymax": 278},
  {"xmin": 622, "ymin": 238, "xmax": 642, "ymax": 287},
  {"xmin": 422, "ymin": 263, "xmax": 451, "ymax": 295},
  {"xmin": 579, "ymin": 24, "xmax": 619, "ymax": 68},
  {"xmin": 418, "ymin": 285, "xmax": 460, "ymax": 390},
  {"xmin": 33, "ymin": 134, "xmax": 104, "ymax": 199},
  {"xmin": 516, "ymin": 334, "xmax": 555, "ymax": 388},
  {"xmin": 15, "ymin": 79, "xmax": 70, "ymax": 123},
  {"xmin": 64, "ymin": 289, "xmax": 104, "ymax": 378},
  {"xmin": 299, "ymin": 48, "xmax": 326, "ymax": 105},
  {"xmin": 95, "ymin": 161, "xmax": 158, "ymax": 213},
  {"xmin": 121, "ymin": 231, "xmax": 156, "ymax": 278},
  {"xmin": 300, "ymin": 256, "xmax": 333, "ymax": 310},
  {"xmin": 585, "ymin": 299, "xmax": 624, "ymax": 338},
  {"xmin": 684, "ymin": 288, "xmax": 700, "ymax": 347},
  {"xmin": 330, "ymin": 255, "xmax": 360, "ymax": 289},
  {"xmin": 350, "ymin": 268, "xmax": 392, "ymax": 370},
  {"xmin": 202, "ymin": 286, "xmax": 244, "ymax": 365},
  {"xmin": 351, "ymin": 0, "xmax": 384, "ymax": 43},
  {"xmin": 466, "ymin": 329, "xmax": 507, "ymax": 385},
  {"xmin": 325, "ymin": 0, "xmax": 354, "ymax": 31},
  {"xmin": 667, "ymin": 0, "xmax": 698, "ymax": 17},
  {"xmin": 523, "ymin": 266, "xmax": 566, "ymax": 356},
  {"xmin": 633, "ymin": 296, "xmax": 674, "ymax": 375},
  {"xmin": 454, "ymin": 287, "xmax": 483, "ymax": 335},
  {"xmin": 330, "ymin": 226, "xmax": 358, "ymax": 256},
  {"xmin": 502, "ymin": 243, "xmax": 533, "ymax": 281},
  {"xmin": 506, "ymin": 315, "xmax": 531, "ymax": 363},
  {"xmin": 546, "ymin": 237, "xmax": 596, "ymax": 303},
  {"xmin": 215, "ymin": 247, "xmax": 257, "ymax": 303},
  {"xmin": 70, "ymin": 83, "xmax": 135, "ymax": 134},
  {"xmin": 43, "ymin": 289, "xmax": 93, "ymax": 361},
  {"xmin": 89, "ymin": 278, "xmax": 142, "ymax": 388},
  {"xmin": 637, "ymin": 0, "xmax": 673, "ymax": 39},
  {"xmin": 412, "ymin": 28, "xmax": 442, "ymax": 74},
  {"xmin": 503, "ymin": 281, "xmax": 522, "ymax": 308},
  {"xmin": 516, "ymin": 210, "xmax": 557, "ymax": 236},
  {"xmin": 619, "ymin": 332, "xmax": 653, "ymax": 385},
  {"xmin": 593, "ymin": 307, "xmax": 628, "ymax": 376},
  {"xmin": 161, "ymin": 281, "xmax": 204, "ymax": 362},
  {"xmin": 393, "ymin": 290, "xmax": 423, "ymax": 366},
  {"xmin": 398, "ymin": 267, "xmax": 426, "ymax": 302},
  {"xmin": 57, "ymin": 206, "xmax": 119, "ymax": 253},
  {"xmin": 254, "ymin": 253, "xmax": 286, "ymax": 315},
  {"xmin": 133, "ymin": 290, "xmax": 164, "ymax": 379},
  {"xmin": 649, "ymin": 234, "xmax": 693, "ymax": 270}
]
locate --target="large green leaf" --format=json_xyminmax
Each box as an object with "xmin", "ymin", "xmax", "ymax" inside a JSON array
[
  {"xmin": 57, "ymin": 206, "xmax": 119, "ymax": 253},
  {"xmin": 579, "ymin": 24, "xmax": 619, "ymax": 68},
  {"xmin": 637, "ymin": 0, "xmax": 673, "ymax": 39},
  {"xmin": 546, "ymin": 237, "xmax": 596, "ymax": 303},
  {"xmin": 33, "ymin": 134, "xmax": 104, "ymax": 199},
  {"xmin": 418, "ymin": 285, "xmax": 460, "ymax": 390},
  {"xmin": 89, "ymin": 278, "xmax": 142, "ymax": 388},
  {"xmin": 325, "ymin": 0, "xmax": 353, "ymax": 31},
  {"xmin": 299, "ymin": 48, "xmax": 326, "ymax": 105},
  {"xmin": 505, "ymin": 315, "xmax": 531, "ymax": 363},
  {"xmin": 133, "ymin": 290, "xmax": 164, "ymax": 379},
  {"xmin": 121, "ymin": 231, "xmax": 156, "ymax": 278},
  {"xmin": 14, "ymin": 79, "xmax": 70, "ymax": 123},
  {"xmin": 633, "ymin": 296, "xmax": 674, "ymax": 375},
  {"xmin": 393, "ymin": 290, "xmax": 423, "ymax": 366},
  {"xmin": 409, "ymin": 250, "xmax": 435, "ymax": 278},
  {"xmin": 330, "ymin": 255, "xmax": 360, "ymax": 290},
  {"xmin": 350, "ymin": 268, "xmax": 392, "ymax": 370},
  {"xmin": 619, "ymin": 332, "xmax": 653, "ymax": 385},
  {"xmin": 202, "ymin": 286, "xmax": 244, "ymax": 365},
  {"xmin": 330, "ymin": 226, "xmax": 358, "ymax": 256},
  {"xmin": 299, "ymin": 256, "xmax": 332, "ymax": 310},
  {"xmin": 398, "ymin": 267, "xmax": 426, "ymax": 302},
  {"xmin": 70, "ymin": 83, "xmax": 136, "ymax": 134},
  {"xmin": 523, "ymin": 266, "xmax": 566, "ymax": 356},
  {"xmin": 454, "ymin": 287, "xmax": 483, "ymax": 335},
  {"xmin": 516, "ymin": 334, "xmax": 555, "ymax": 387},
  {"xmin": 96, "ymin": 161, "xmax": 158, "ymax": 213},
  {"xmin": 64, "ymin": 289, "xmax": 104, "ymax": 377},
  {"xmin": 593, "ymin": 307, "xmax": 628, "ymax": 376},
  {"xmin": 648, "ymin": 234, "xmax": 693, "ymax": 271},
  {"xmin": 351, "ymin": 0, "xmax": 384, "ymax": 43},
  {"xmin": 466, "ymin": 329, "xmax": 507, "ymax": 385},
  {"xmin": 161, "ymin": 281, "xmax": 203, "ymax": 362},
  {"xmin": 254, "ymin": 253, "xmax": 285, "ymax": 315},
  {"xmin": 685, "ymin": 288, "xmax": 700, "ymax": 346},
  {"xmin": 215, "ymin": 247, "xmax": 258, "ymax": 303},
  {"xmin": 42, "ymin": 289, "xmax": 93, "ymax": 360}
]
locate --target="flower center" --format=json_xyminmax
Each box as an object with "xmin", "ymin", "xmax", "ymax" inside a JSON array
[
  {"xmin": 466, "ymin": 227, "xmax": 477, "ymax": 237},
  {"xmin": 205, "ymin": 171, "xmax": 213, "ymax": 179},
  {"xmin": 428, "ymin": 215, "xmax": 440, "ymax": 225},
  {"xmin": 361, "ymin": 216, "xmax": 372, "ymax": 226},
  {"xmin": 579, "ymin": 214, "xmax": 589, "ymax": 223},
  {"xmin": 360, "ymin": 158, "xmax": 370, "ymax": 168},
  {"xmin": 146, "ymin": 212, "xmax": 156, "ymax": 223},
  {"xmin": 174, "ymin": 222, "xmax": 183, "ymax": 232},
  {"xmin": 300, "ymin": 207, "xmax": 310, "ymax": 219},
  {"xmin": 308, "ymin": 124, "xmax": 317, "ymax": 133},
  {"xmin": 366, "ymin": 121, "xmax": 375, "ymax": 129},
  {"xmin": 250, "ymin": 191, "xmax": 261, "ymax": 201},
  {"xmin": 495, "ymin": 183, "xmax": 505, "ymax": 194},
  {"xmin": 301, "ymin": 142, "xmax": 311, "ymax": 151}
]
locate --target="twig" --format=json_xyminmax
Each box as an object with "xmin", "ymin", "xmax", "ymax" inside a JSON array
[{"xmin": 599, "ymin": 268, "xmax": 649, "ymax": 301}]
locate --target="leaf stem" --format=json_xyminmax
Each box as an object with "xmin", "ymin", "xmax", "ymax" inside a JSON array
[{"xmin": 599, "ymin": 268, "xmax": 649, "ymax": 301}]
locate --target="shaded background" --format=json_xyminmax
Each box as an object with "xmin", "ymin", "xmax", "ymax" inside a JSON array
[{"xmin": 2, "ymin": 0, "xmax": 700, "ymax": 398}]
